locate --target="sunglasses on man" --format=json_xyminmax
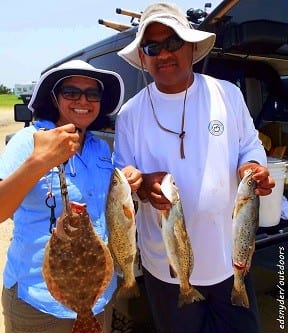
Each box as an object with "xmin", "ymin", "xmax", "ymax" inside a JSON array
[
  {"xmin": 140, "ymin": 34, "xmax": 185, "ymax": 57},
  {"xmin": 58, "ymin": 86, "xmax": 103, "ymax": 102}
]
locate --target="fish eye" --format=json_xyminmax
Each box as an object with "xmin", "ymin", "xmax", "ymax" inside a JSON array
[{"xmin": 247, "ymin": 179, "xmax": 253, "ymax": 186}]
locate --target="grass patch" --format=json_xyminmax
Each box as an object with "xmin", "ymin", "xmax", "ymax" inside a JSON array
[{"xmin": 0, "ymin": 94, "xmax": 22, "ymax": 110}]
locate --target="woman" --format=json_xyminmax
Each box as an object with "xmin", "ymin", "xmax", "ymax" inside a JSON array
[{"xmin": 0, "ymin": 60, "xmax": 141, "ymax": 333}]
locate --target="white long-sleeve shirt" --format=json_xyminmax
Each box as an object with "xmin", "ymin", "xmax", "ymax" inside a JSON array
[{"xmin": 113, "ymin": 73, "xmax": 267, "ymax": 285}]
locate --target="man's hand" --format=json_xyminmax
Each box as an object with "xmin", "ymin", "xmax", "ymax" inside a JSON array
[
  {"xmin": 238, "ymin": 162, "xmax": 275, "ymax": 196},
  {"xmin": 137, "ymin": 172, "xmax": 171, "ymax": 210}
]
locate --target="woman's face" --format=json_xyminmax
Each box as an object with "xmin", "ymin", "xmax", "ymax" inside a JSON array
[{"xmin": 55, "ymin": 76, "xmax": 101, "ymax": 131}]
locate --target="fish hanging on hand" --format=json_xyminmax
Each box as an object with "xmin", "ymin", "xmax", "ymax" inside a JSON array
[
  {"xmin": 43, "ymin": 163, "xmax": 114, "ymax": 333},
  {"xmin": 159, "ymin": 173, "xmax": 205, "ymax": 307},
  {"xmin": 231, "ymin": 169, "xmax": 259, "ymax": 308},
  {"xmin": 106, "ymin": 168, "xmax": 140, "ymax": 300}
]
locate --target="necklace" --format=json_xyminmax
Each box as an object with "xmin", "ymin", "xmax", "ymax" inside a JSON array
[
  {"xmin": 140, "ymin": 58, "xmax": 192, "ymax": 159},
  {"xmin": 146, "ymin": 84, "xmax": 189, "ymax": 159}
]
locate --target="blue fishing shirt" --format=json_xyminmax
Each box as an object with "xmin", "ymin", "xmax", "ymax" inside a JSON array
[{"xmin": 0, "ymin": 119, "xmax": 117, "ymax": 318}]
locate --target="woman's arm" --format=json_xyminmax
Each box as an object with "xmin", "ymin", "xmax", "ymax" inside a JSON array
[{"xmin": 0, "ymin": 124, "xmax": 80, "ymax": 222}]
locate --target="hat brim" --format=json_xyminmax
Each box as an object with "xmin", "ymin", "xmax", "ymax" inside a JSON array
[
  {"xmin": 118, "ymin": 18, "xmax": 216, "ymax": 70},
  {"xmin": 29, "ymin": 62, "xmax": 124, "ymax": 118}
]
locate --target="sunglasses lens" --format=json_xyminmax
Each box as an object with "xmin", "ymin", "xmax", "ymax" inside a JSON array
[
  {"xmin": 142, "ymin": 35, "xmax": 184, "ymax": 57},
  {"xmin": 166, "ymin": 36, "xmax": 185, "ymax": 52},
  {"xmin": 59, "ymin": 87, "xmax": 102, "ymax": 102},
  {"xmin": 143, "ymin": 43, "xmax": 161, "ymax": 56},
  {"xmin": 61, "ymin": 87, "xmax": 81, "ymax": 100},
  {"xmin": 85, "ymin": 88, "xmax": 102, "ymax": 102}
]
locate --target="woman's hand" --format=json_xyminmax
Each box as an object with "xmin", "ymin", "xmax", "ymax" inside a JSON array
[
  {"xmin": 238, "ymin": 162, "xmax": 275, "ymax": 196},
  {"xmin": 33, "ymin": 124, "xmax": 80, "ymax": 171},
  {"xmin": 0, "ymin": 124, "xmax": 80, "ymax": 222}
]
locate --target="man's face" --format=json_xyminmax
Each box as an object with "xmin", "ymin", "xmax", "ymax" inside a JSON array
[{"xmin": 139, "ymin": 22, "xmax": 194, "ymax": 93}]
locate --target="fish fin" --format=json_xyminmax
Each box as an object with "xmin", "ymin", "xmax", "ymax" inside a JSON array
[
  {"xmin": 233, "ymin": 198, "xmax": 250, "ymax": 217},
  {"xmin": 178, "ymin": 286, "xmax": 205, "ymax": 307},
  {"xmin": 161, "ymin": 209, "xmax": 170, "ymax": 220},
  {"xmin": 169, "ymin": 264, "xmax": 177, "ymax": 278},
  {"xmin": 123, "ymin": 204, "xmax": 134, "ymax": 220},
  {"xmin": 233, "ymin": 262, "xmax": 246, "ymax": 270},
  {"xmin": 245, "ymin": 242, "xmax": 255, "ymax": 274},
  {"xmin": 158, "ymin": 209, "xmax": 170, "ymax": 228},
  {"xmin": 157, "ymin": 210, "xmax": 163, "ymax": 228},
  {"xmin": 116, "ymin": 279, "xmax": 140, "ymax": 300},
  {"xmin": 231, "ymin": 285, "xmax": 250, "ymax": 308},
  {"xmin": 72, "ymin": 311, "xmax": 102, "ymax": 333}
]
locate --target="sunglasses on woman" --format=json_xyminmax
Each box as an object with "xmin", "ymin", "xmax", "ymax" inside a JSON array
[
  {"xmin": 59, "ymin": 86, "xmax": 103, "ymax": 102},
  {"xmin": 140, "ymin": 34, "xmax": 185, "ymax": 57}
]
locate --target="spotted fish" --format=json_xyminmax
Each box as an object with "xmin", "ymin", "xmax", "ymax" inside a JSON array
[
  {"xmin": 106, "ymin": 168, "xmax": 140, "ymax": 299},
  {"xmin": 231, "ymin": 169, "xmax": 259, "ymax": 308},
  {"xmin": 160, "ymin": 173, "xmax": 205, "ymax": 307},
  {"xmin": 43, "ymin": 163, "xmax": 114, "ymax": 333}
]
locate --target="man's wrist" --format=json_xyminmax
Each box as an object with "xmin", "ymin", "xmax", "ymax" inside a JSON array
[{"xmin": 136, "ymin": 184, "xmax": 149, "ymax": 202}]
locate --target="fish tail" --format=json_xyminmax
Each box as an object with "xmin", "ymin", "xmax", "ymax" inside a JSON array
[
  {"xmin": 231, "ymin": 284, "xmax": 249, "ymax": 308},
  {"xmin": 178, "ymin": 286, "xmax": 205, "ymax": 307},
  {"xmin": 116, "ymin": 279, "xmax": 140, "ymax": 300},
  {"xmin": 231, "ymin": 268, "xmax": 250, "ymax": 308},
  {"xmin": 72, "ymin": 311, "xmax": 102, "ymax": 333}
]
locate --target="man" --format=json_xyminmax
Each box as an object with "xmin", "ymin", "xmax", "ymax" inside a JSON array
[{"xmin": 113, "ymin": 3, "xmax": 275, "ymax": 333}]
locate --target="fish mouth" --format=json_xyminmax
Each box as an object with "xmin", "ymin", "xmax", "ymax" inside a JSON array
[
  {"xmin": 113, "ymin": 168, "xmax": 128, "ymax": 184},
  {"xmin": 160, "ymin": 174, "xmax": 179, "ymax": 204},
  {"xmin": 70, "ymin": 202, "xmax": 87, "ymax": 214},
  {"xmin": 60, "ymin": 202, "xmax": 87, "ymax": 238},
  {"xmin": 66, "ymin": 224, "xmax": 79, "ymax": 232},
  {"xmin": 61, "ymin": 213, "xmax": 82, "ymax": 237}
]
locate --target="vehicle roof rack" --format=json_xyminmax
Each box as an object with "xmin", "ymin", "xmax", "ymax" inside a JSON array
[
  {"xmin": 98, "ymin": 8, "xmax": 141, "ymax": 32},
  {"xmin": 98, "ymin": 5, "xmax": 214, "ymax": 32},
  {"xmin": 115, "ymin": 8, "xmax": 141, "ymax": 20},
  {"xmin": 98, "ymin": 19, "xmax": 132, "ymax": 32}
]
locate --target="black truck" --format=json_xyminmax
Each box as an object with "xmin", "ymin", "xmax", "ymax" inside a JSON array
[{"xmin": 10, "ymin": 0, "xmax": 288, "ymax": 331}]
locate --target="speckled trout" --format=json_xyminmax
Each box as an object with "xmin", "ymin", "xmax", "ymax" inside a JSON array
[
  {"xmin": 231, "ymin": 169, "xmax": 259, "ymax": 308},
  {"xmin": 160, "ymin": 173, "xmax": 205, "ymax": 307},
  {"xmin": 106, "ymin": 168, "xmax": 140, "ymax": 299}
]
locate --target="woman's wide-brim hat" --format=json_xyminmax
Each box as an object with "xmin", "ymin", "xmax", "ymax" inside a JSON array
[
  {"xmin": 28, "ymin": 59, "xmax": 124, "ymax": 117},
  {"xmin": 118, "ymin": 2, "xmax": 216, "ymax": 70}
]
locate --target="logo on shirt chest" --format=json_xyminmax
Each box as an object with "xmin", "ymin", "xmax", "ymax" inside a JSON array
[{"xmin": 208, "ymin": 120, "xmax": 224, "ymax": 136}]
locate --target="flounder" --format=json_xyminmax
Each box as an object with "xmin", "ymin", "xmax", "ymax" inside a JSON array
[{"xmin": 43, "ymin": 163, "xmax": 114, "ymax": 333}]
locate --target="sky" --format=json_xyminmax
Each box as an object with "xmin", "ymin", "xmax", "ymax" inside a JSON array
[{"xmin": 0, "ymin": 0, "xmax": 221, "ymax": 89}]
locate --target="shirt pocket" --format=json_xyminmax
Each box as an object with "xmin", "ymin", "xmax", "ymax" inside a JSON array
[{"xmin": 88, "ymin": 157, "xmax": 113, "ymax": 235}]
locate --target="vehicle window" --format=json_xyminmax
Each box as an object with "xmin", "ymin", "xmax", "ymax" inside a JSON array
[
  {"xmin": 89, "ymin": 52, "xmax": 152, "ymax": 103},
  {"xmin": 257, "ymin": 75, "xmax": 288, "ymax": 124}
]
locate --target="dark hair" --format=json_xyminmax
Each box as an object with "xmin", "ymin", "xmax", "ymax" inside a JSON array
[
  {"xmin": 33, "ymin": 79, "xmax": 111, "ymax": 130},
  {"xmin": 33, "ymin": 94, "xmax": 60, "ymax": 123}
]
